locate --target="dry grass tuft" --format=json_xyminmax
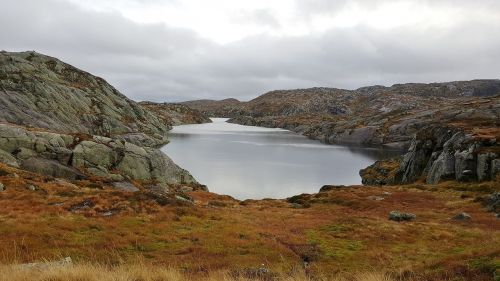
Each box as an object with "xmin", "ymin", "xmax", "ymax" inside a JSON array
[{"xmin": 0, "ymin": 263, "xmax": 397, "ymax": 281}]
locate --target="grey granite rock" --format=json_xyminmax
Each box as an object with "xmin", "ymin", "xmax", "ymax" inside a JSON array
[
  {"xmin": 389, "ymin": 211, "xmax": 416, "ymax": 222},
  {"xmin": 112, "ymin": 181, "xmax": 139, "ymax": 192},
  {"xmin": 0, "ymin": 148, "xmax": 19, "ymax": 167},
  {"xmin": 0, "ymin": 51, "xmax": 170, "ymax": 147},
  {"xmin": 21, "ymin": 157, "xmax": 86, "ymax": 180}
]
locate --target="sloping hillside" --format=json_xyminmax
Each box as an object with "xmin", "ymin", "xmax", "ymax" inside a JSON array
[
  {"xmin": 0, "ymin": 51, "xmax": 201, "ymax": 191},
  {"xmin": 0, "ymin": 51, "xmax": 170, "ymax": 147}
]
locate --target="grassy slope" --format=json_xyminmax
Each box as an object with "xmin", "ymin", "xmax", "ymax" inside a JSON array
[{"xmin": 0, "ymin": 163, "xmax": 499, "ymax": 280}]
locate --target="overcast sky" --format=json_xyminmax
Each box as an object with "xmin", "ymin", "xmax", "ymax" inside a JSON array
[{"xmin": 1, "ymin": 0, "xmax": 499, "ymax": 101}]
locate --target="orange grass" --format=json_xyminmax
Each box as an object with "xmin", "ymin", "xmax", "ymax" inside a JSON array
[{"xmin": 0, "ymin": 163, "xmax": 499, "ymax": 280}]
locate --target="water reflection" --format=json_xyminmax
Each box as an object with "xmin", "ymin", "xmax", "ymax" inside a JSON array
[{"xmin": 162, "ymin": 118, "xmax": 403, "ymax": 200}]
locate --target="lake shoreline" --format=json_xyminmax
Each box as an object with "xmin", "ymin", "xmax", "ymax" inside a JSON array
[{"xmin": 163, "ymin": 118, "xmax": 404, "ymax": 200}]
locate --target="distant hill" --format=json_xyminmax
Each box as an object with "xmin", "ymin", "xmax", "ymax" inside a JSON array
[
  {"xmin": 179, "ymin": 98, "xmax": 241, "ymax": 117},
  {"xmin": 181, "ymin": 80, "xmax": 500, "ymax": 147},
  {"xmin": 139, "ymin": 101, "xmax": 211, "ymax": 125}
]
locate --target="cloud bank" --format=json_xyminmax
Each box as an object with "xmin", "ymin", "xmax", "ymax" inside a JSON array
[{"xmin": 0, "ymin": 0, "xmax": 499, "ymax": 101}]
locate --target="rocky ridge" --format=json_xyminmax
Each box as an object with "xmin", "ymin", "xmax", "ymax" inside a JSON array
[
  {"xmin": 0, "ymin": 51, "xmax": 201, "ymax": 193},
  {"xmin": 139, "ymin": 101, "xmax": 211, "ymax": 126},
  {"xmin": 361, "ymin": 124, "xmax": 500, "ymax": 185},
  {"xmin": 182, "ymin": 81, "xmax": 500, "ymax": 185},
  {"xmin": 180, "ymin": 98, "xmax": 241, "ymax": 117}
]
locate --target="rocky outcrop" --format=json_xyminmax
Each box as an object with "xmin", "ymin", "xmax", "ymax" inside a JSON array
[
  {"xmin": 359, "ymin": 158, "xmax": 401, "ymax": 185},
  {"xmin": 0, "ymin": 51, "xmax": 200, "ymax": 189},
  {"xmin": 0, "ymin": 123, "xmax": 195, "ymax": 185},
  {"xmin": 394, "ymin": 126, "xmax": 499, "ymax": 184},
  {"xmin": 139, "ymin": 102, "xmax": 211, "ymax": 125},
  {"xmin": 0, "ymin": 51, "xmax": 170, "ymax": 147},
  {"xmin": 360, "ymin": 124, "xmax": 500, "ymax": 185}
]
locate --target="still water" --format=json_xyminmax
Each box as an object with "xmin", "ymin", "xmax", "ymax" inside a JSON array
[{"xmin": 162, "ymin": 118, "xmax": 401, "ymax": 200}]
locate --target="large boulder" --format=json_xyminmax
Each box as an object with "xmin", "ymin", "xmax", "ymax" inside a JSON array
[
  {"xmin": 21, "ymin": 157, "xmax": 86, "ymax": 180},
  {"xmin": 427, "ymin": 151, "xmax": 456, "ymax": 184},
  {"xmin": 72, "ymin": 140, "xmax": 118, "ymax": 170},
  {"xmin": 492, "ymin": 159, "xmax": 500, "ymax": 180},
  {"xmin": 147, "ymin": 148, "xmax": 195, "ymax": 184},
  {"xmin": 115, "ymin": 143, "xmax": 151, "ymax": 180},
  {"xmin": 0, "ymin": 125, "xmax": 35, "ymax": 153},
  {"xmin": 0, "ymin": 149, "xmax": 19, "ymax": 167},
  {"xmin": 477, "ymin": 152, "xmax": 500, "ymax": 181},
  {"xmin": 389, "ymin": 211, "xmax": 416, "ymax": 222}
]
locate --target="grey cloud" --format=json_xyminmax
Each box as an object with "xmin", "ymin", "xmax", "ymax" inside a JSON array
[
  {"xmin": 233, "ymin": 9, "xmax": 281, "ymax": 29},
  {"xmin": 294, "ymin": 0, "xmax": 391, "ymax": 17},
  {"xmin": 0, "ymin": 0, "xmax": 499, "ymax": 102}
]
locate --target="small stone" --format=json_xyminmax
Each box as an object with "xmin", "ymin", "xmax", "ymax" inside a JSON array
[
  {"xmin": 26, "ymin": 184, "xmax": 36, "ymax": 191},
  {"xmin": 180, "ymin": 186, "xmax": 193, "ymax": 193},
  {"xmin": 452, "ymin": 212, "xmax": 471, "ymax": 221},
  {"xmin": 291, "ymin": 203, "xmax": 303, "ymax": 209},
  {"xmin": 462, "ymin": 169, "xmax": 473, "ymax": 175},
  {"xmin": 0, "ymin": 182, "xmax": 5, "ymax": 191},
  {"xmin": 367, "ymin": 195, "xmax": 385, "ymax": 201},
  {"xmin": 53, "ymin": 179, "xmax": 78, "ymax": 189},
  {"xmin": 175, "ymin": 195, "xmax": 193, "ymax": 203},
  {"xmin": 389, "ymin": 211, "xmax": 416, "ymax": 222},
  {"xmin": 100, "ymin": 211, "xmax": 114, "ymax": 217},
  {"xmin": 49, "ymin": 202, "xmax": 65, "ymax": 207},
  {"xmin": 69, "ymin": 199, "xmax": 95, "ymax": 212}
]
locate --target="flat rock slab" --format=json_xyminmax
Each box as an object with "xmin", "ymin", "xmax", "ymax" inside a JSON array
[{"xmin": 112, "ymin": 181, "xmax": 139, "ymax": 192}]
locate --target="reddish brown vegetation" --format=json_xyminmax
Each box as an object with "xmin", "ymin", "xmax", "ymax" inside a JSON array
[{"xmin": 0, "ymin": 163, "xmax": 499, "ymax": 280}]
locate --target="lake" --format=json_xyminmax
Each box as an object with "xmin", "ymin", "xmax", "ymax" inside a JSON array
[{"xmin": 162, "ymin": 118, "xmax": 401, "ymax": 200}]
